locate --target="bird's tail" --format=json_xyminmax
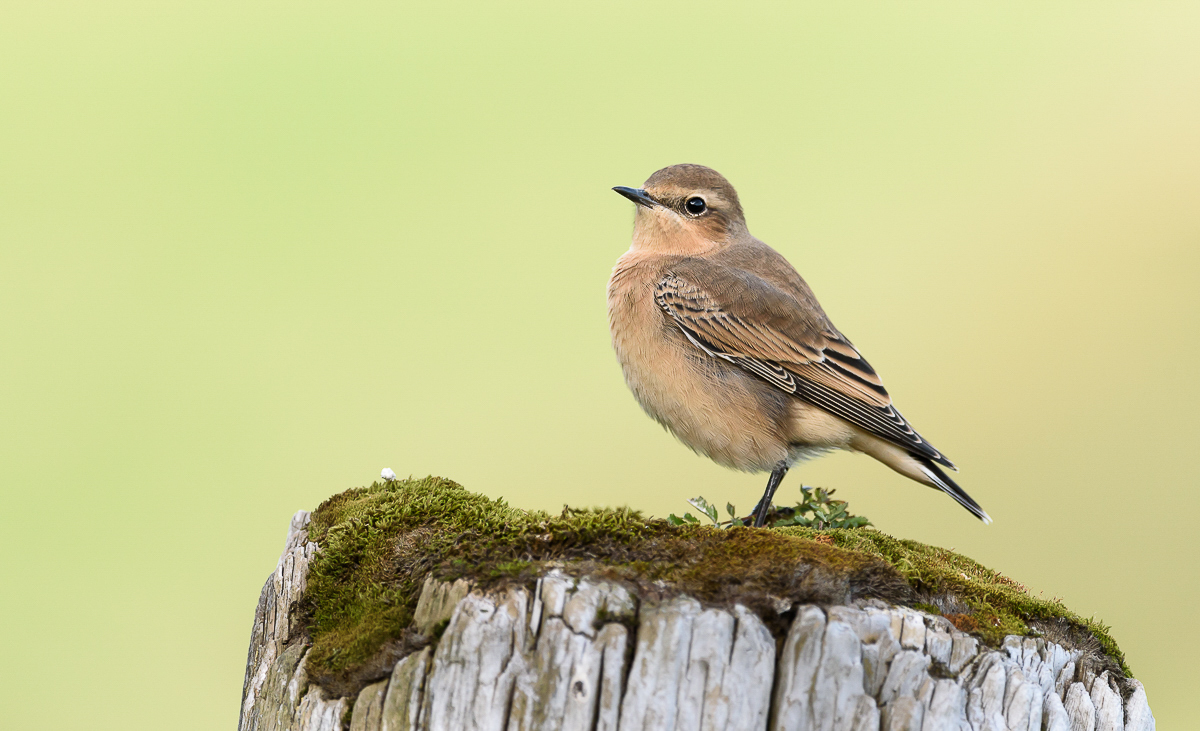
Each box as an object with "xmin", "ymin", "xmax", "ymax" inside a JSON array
[{"xmin": 916, "ymin": 458, "xmax": 991, "ymax": 524}]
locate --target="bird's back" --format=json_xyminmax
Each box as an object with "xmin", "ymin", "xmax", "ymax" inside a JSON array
[{"xmin": 708, "ymin": 237, "xmax": 836, "ymax": 335}]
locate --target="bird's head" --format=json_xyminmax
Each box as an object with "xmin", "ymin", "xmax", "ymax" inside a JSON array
[{"xmin": 613, "ymin": 164, "xmax": 746, "ymax": 254}]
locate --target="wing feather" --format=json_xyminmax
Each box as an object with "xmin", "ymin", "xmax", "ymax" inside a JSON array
[{"xmin": 655, "ymin": 269, "xmax": 954, "ymax": 468}]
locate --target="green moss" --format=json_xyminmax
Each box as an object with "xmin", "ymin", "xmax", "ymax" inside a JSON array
[
  {"xmin": 429, "ymin": 618, "xmax": 451, "ymax": 640},
  {"xmin": 300, "ymin": 476, "xmax": 676, "ymax": 688},
  {"xmin": 776, "ymin": 526, "xmax": 1130, "ymax": 676},
  {"xmin": 298, "ymin": 476, "xmax": 1130, "ymax": 692},
  {"xmin": 911, "ymin": 602, "xmax": 943, "ymax": 616}
]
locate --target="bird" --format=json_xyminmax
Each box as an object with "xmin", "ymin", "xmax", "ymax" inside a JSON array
[{"xmin": 607, "ymin": 164, "xmax": 989, "ymax": 528}]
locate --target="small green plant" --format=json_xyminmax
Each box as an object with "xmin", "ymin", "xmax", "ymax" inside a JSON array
[
  {"xmin": 773, "ymin": 486, "xmax": 872, "ymax": 529},
  {"xmin": 667, "ymin": 496, "xmax": 736, "ymax": 527},
  {"xmin": 666, "ymin": 486, "xmax": 871, "ymax": 530}
]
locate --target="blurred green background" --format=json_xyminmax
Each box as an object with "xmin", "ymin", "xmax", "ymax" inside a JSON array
[{"xmin": 2, "ymin": 1, "xmax": 1197, "ymax": 727}]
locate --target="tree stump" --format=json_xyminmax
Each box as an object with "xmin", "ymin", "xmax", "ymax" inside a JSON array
[{"xmin": 239, "ymin": 481, "xmax": 1155, "ymax": 731}]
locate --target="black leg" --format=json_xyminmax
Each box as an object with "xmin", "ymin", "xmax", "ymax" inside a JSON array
[{"xmin": 752, "ymin": 462, "xmax": 790, "ymax": 528}]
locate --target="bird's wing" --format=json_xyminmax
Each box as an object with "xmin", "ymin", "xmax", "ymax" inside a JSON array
[{"xmin": 655, "ymin": 265, "xmax": 954, "ymax": 468}]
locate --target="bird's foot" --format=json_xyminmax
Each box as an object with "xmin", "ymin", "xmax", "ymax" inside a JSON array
[{"xmin": 742, "ymin": 504, "xmax": 798, "ymax": 528}]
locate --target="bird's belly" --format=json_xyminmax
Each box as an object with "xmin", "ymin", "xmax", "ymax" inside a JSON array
[{"xmin": 611, "ymin": 317, "xmax": 791, "ymax": 473}]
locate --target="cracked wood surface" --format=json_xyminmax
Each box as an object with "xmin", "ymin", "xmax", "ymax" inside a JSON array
[{"xmin": 240, "ymin": 512, "xmax": 1155, "ymax": 731}]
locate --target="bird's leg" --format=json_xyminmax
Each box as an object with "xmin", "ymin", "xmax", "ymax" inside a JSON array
[{"xmin": 751, "ymin": 462, "xmax": 790, "ymax": 528}]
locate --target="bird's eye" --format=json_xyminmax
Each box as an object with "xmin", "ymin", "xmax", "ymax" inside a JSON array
[{"xmin": 684, "ymin": 197, "xmax": 707, "ymax": 215}]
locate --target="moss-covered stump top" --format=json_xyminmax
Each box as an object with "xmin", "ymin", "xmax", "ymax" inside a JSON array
[{"xmin": 299, "ymin": 476, "xmax": 1127, "ymax": 693}]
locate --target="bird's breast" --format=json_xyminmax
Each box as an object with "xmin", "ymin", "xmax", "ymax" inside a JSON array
[{"xmin": 606, "ymin": 257, "xmax": 791, "ymax": 472}]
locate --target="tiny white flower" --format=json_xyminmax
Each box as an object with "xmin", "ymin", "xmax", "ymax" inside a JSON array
[{"xmin": 381, "ymin": 468, "xmax": 397, "ymax": 482}]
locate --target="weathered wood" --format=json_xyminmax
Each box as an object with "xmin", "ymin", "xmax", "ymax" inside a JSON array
[
  {"xmin": 241, "ymin": 510, "xmax": 319, "ymax": 731},
  {"xmin": 240, "ymin": 512, "xmax": 1157, "ymax": 731}
]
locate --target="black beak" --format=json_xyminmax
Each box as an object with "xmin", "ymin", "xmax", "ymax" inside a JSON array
[{"xmin": 612, "ymin": 186, "xmax": 658, "ymax": 209}]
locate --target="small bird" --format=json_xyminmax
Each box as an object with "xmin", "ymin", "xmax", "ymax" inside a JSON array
[{"xmin": 608, "ymin": 164, "xmax": 988, "ymax": 527}]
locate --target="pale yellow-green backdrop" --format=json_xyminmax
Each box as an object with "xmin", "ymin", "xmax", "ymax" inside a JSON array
[{"xmin": 2, "ymin": 2, "xmax": 1197, "ymax": 727}]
